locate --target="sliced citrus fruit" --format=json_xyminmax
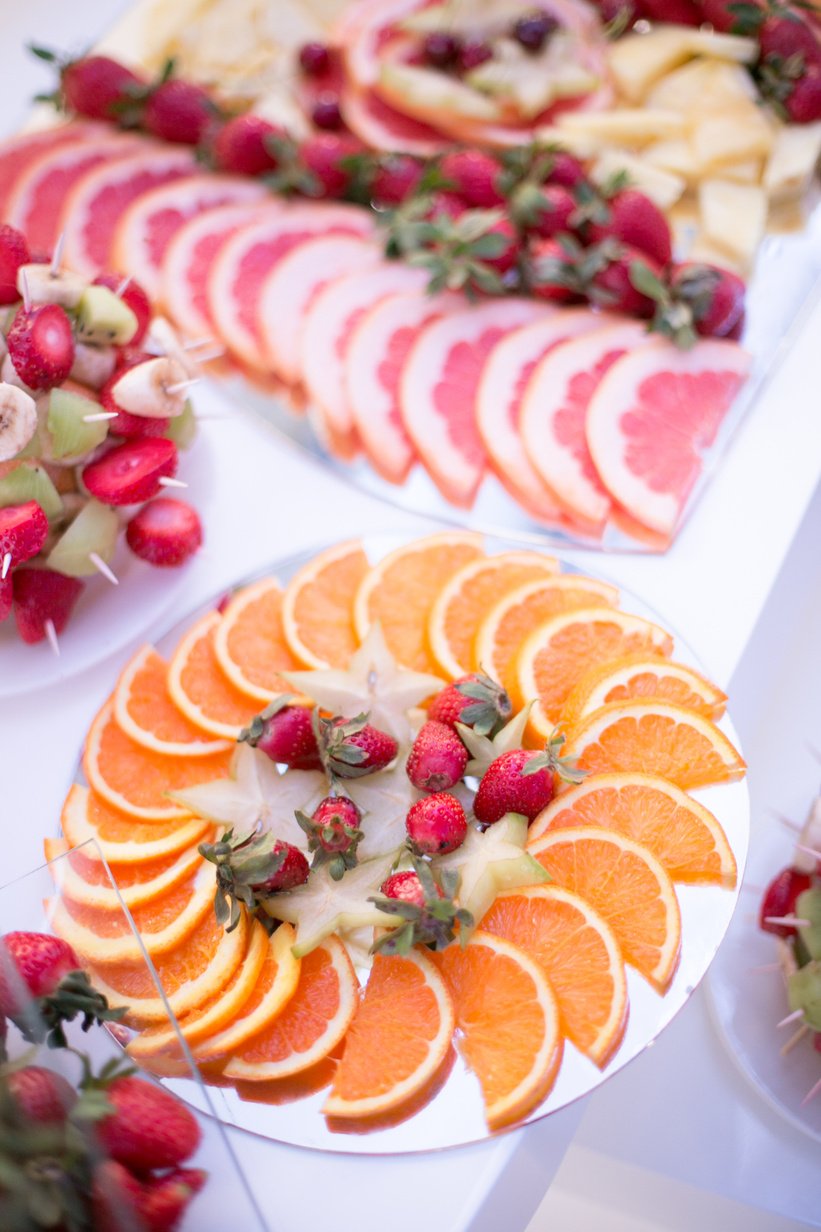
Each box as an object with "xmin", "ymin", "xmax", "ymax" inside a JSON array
[
  {"xmin": 427, "ymin": 550, "xmax": 560, "ymax": 681},
  {"xmin": 353, "ymin": 531, "xmax": 484, "ymax": 674},
  {"xmin": 323, "ymin": 948, "xmax": 454, "ymax": 1118},
  {"xmin": 87, "ymin": 908, "xmax": 247, "ymax": 1025},
  {"xmin": 529, "ymin": 827, "xmax": 681, "ymax": 993},
  {"xmin": 50, "ymin": 861, "xmax": 214, "ymax": 964},
  {"xmin": 281, "ymin": 540, "xmax": 369, "ymax": 670},
  {"xmin": 563, "ymin": 701, "xmax": 746, "ymax": 790},
  {"xmin": 529, "ymin": 771, "xmax": 737, "ymax": 887},
  {"xmin": 586, "ymin": 337, "xmax": 751, "ymax": 536},
  {"xmin": 223, "ymin": 936, "xmax": 358, "ymax": 1079},
  {"xmin": 167, "ymin": 611, "xmax": 261, "ymax": 739},
  {"xmin": 0, "ymin": 123, "xmax": 101, "ymax": 218},
  {"xmin": 45, "ymin": 837, "xmax": 204, "ymax": 912},
  {"xmin": 516, "ymin": 608, "xmax": 674, "ymax": 740},
  {"xmin": 434, "ymin": 930, "xmax": 562, "ymax": 1129},
  {"xmin": 481, "ymin": 885, "xmax": 627, "ymax": 1068},
  {"xmin": 83, "ymin": 702, "xmax": 233, "ymax": 822},
  {"xmin": 213, "ymin": 577, "xmax": 305, "ymax": 702},
  {"xmin": 561, "ymin": 653, "xmax": 727, "ymax": 730},
  {"xmin": 114, "ymin": 645, "xmax": 232, "ymax": 757},
  {"xmin": 475, "ymin": 575, "xmax": 620, "ymax": 707},
  {"xmin": 60, "ymin": 784, "xmax": 211, "ymax": 865},
  {"xmin": 340, "ymin": 84, "xmax": 446, "ymax": 155}
]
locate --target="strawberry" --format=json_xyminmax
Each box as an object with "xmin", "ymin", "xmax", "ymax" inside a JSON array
[
  {"xmin": 36, "ymin": 51, "xmax": 148, "ymax": 122},
  {"xmin": 7, "ymin": 303, "xmax": 75, "ymax": 390},
  {"xmin": 371, "ymin": 859, "xmax": 471, "ymax": 954},
  {"xmin": 440, "ymin": 149, "xmax": 505, "ymax": 208},
  {"xmin": 588, "ymin": 242, "xmax": 661, "ymax": 318},
  {"xmin": 317, "ymin": 712, "xmax": 398, "ymax": 778},
  {"xmin": 296, "ymin": 795, "xmax": 364, "ymax": 878},
  {"xmin": 0, "ymin": 224, "xmax": 30, "ymax": 305},
  {"xmin": 587, "ymin": 187, "xmax": 672, "ymax": 267},
  {"xmin": 669, "ymin": 262, "xmax": 746, "ymax": 339},
  {"xmin": 371, "ymin": 154, "xmax": 424, "ymax": 205},
  {"xmin": 144, "ymin": 78, "xmax": 216, "ymax": 145},
  {"xmin": 212, "ymin": 114, "xmax": 283, "ymax": 175},
  {"xmin": 0, "ymin": 501, "xmax": 49, "ymax": 568},
  {"xmin": 759, "ymin": 866, "xmax": 813, "ymax": 935},
  {"xmin": 13, "ymin": 566, "xmax": 85, "ymax": 644},
  {"xmin": 473, "ymin": 733, "xmax": 585, "ymax": 826},
  {"xmin": 114, "ymin": 346, "xmax": 155, "ymax": 373},
  {"xmin": 514, "ymin": 183, "xmax": 576, "ymax": 238},
  {"xmin": 428, "ymin": 672, "xmax": 512, "ymax": 736},
  {"xmin": 784, "ymin": 64, "xmax": 821, "ymax": 121},
  {"xmin": 94, "ymin": 274, "xmax": 151, "ymax": 346},
  {"xmin": 102, "ymin": 374, "xmax": 170, "ymax": 439},
  {"xmin": 200, "ymin": 827, "xmax": 310, "ymax": 931},
  {"xmin": 640, "ymin": 0, "xmax": 702, "ymax": 22},
  {"xmin": 82, "ymin": 438, "xmax": 178, "ymax": 506},
  {"xmin": 406, "ymin": 791, "xmax": 467, "ymax": 855},
  {"xmin": 699, "ymin": 0, "xmax": 746, "ymax": 31},
  {"xmin": 125, "ymin": 498, "xmax": 202, "ymax": 567},
  {"xmin": 544, "ymin": 151, "xmax": 587, "ymax": 190},
  {"xmin": 96, "ymin": 1074, "xmax": 201, "ymax": 1172},
  {"xmin": 142, "ymin": 1167, "xmax": 207, "ymax": 1232},
  {"xmin": 380, "ymin": 869, "xmax": 440, "ymax": 909},
  {"xmin": 0, "ymin": 574, "xmax": 11, "ymax": 623},
  {"xmin": 299, "ymin": 132, "xmax": 363, "ymax": 198},
  {"xmin": 528, "ymin": 236, "xmax": 587, "ymax": 303},
  {"xmin": 0, "ymin": 930, "xmax": 121, "ymax": 1045},
  {"xmin": 406, "ymin": 720, "xmax": 468, "ymax": 792},
  {"xmin": 758, "ymin": 11, "xmax": 821, "ymax": 62},
  {"xmin": 239, "ymin": 696, "xmax": 322, "ymax": 769},
  {"xmin": 425, "ymin": 190, "xmax": 469, "ymax": 222},
  {"xmin": 92, "ymin": 1159, "xmax": 146, "ymax": 1232},
  {"xmin": 6, "ymin": 1065, "xmax": 77, "ymax": 1124},
  {"xmin": 481, "ymin": 216, "xmax": 519, "ymax": 274}
]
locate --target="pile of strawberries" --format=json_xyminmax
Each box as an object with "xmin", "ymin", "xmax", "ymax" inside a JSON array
[{"xmin": 0, "ymin": 929, "xmax": 205, "ymax": 1231}]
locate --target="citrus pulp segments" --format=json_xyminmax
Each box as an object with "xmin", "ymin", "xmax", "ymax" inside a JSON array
[
  {"xmin": 585, "ymin": 337, "xmax": 753, "ymax": 536},
  {"xmin": 160, "ymin": 201, "xmax": 277, "ymax": 339},
  {"xmin": 519, "ymin": 319, "xmax": 649, "ymax": 530},
  {"xmin": 344, "ymin": 291, "xmax": 459, "ymax": 485},
  {"xmin": 45, "ymin": 836, "xmax": 204, "ymax": 912},
  {"xmin": 59, "ymin": 146, "xmax": 199, "ymax": 276},
  {"xmin": 280, "ymin": 539, "xmax": 369, "ymax": 670},
  {"xmin": 110, "ymin": 173, "xmax": 269, "ymax": 298},
  {"xmin": 166, "ymin": 610, "xmax": 261, "ymax": 739},
  {"xmin": 206, "ymin": 203, "xmax": 373, "ymax": 372},
  {"xmin": 298, "ymin": 263, "xmax": 428, "ymax": 451},
  {"xmin": 400, "ymin": 298, "xmax": 547, "ymax": 508},
  {"xmin": 60, "ymin": 784, "xmax": 212, "ymax": 865},
  {"xmin": 475, "ymin": 308, "xmax": 602, "ymax": 523},
  {"xmin": 4, "ymin": 132, "xmax": 144, "ymax": 253},
  {"xmin": 560, "ymin": 654, "xmax": 728, "ymax": 729},
  {"xmin": 339, "ymin": 84, "xmax": 446, "ymax": 155},
  {"xmin": 114, "ymin": 644, "xmax": 233, "ymax": 757},
  {"xmin": 0, "ymin": 122, "xmax": 103, "ymax": 216},
  {"xmin": 213, "ymin": 577, "xmax": 305, "ymax": 701}
]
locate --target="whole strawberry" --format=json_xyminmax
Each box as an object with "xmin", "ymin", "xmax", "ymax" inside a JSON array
[
  {"xmin": 96, "ymin": 1074, "xmax": 201, "ymax": 1172},
  {"xmin": 440, "ymin": 149, "xmax": 504, "ymax": 208},
  {"xmin": 92, "ymin": 1159, "xmax": 145, "ymax": 1232},
  {"xmin": 588, "ymin": 187, "xmax": 672, "ymax": 267},
  {"xmin": 406, "ymin": 720, "xmax": 468, "ymax": 792},
  {"xmin": 212, "ymin": 115, "xmax": 283, "ymax": 175},
  {"xmin": 669, "ymin": 262, "xmax": 746, "ymax": 340},
  {"xmin": 380, "ymin": 869, "xmax": 440, "ymax": 909},
  {"xmin": 473, "ymin": 733, "xmax": 585, "ymax": 826},
  {"xmin": 429, "ymin": 672, "xmax": 512, "ymax": 737},
  {"xmin": 0, "ymin": 224, "xmax": 30, "ymax": 304},
  {"xmin": 299, "ymin": 132, "xmax": 362, "ymax": 197},
  {"xmin": 371, "ymin": 860, "xmax": 471, "ymax": 954},
  {"xmin": 0, "ymin": 930, "xmax": 105, "ymax": 1024},
  {"xmin": 318, "ymin": 712, "xmax": 398, "ymax": 778},
  {"xmin": 7, "ymin": 303, "xmax": 75, "ymax": 390},
  {"xmin": 6, "ymin": 1065, "xmax": 76, "ymax": 1124},
  {"xmin": 590, "ymin": 243, "xmax": 661, "ymax": 318},
  {"xmin": 514, "ymin": 183, "xmax": 576, "ymax": 239},
  {"xmin": 784, "ymin": 65, "xmax": 821, "ymax": 123},
  {"xmin": 32, "ymin": 49, "xmax": 147, "ymax": 121},
  {"xmin": 239, "ymin": 696, "xmax": 322, "ymax": 770},
  {"xmin": 144, "ymin": 77, "xmax": 216, "ymax": 144},
  {"xmin": 759, "ymin": 866, "xmax": 813, "ymax": 936},
  {"xmin": 406, "ymin": 791, "xmax": 467, "ymax": 855},
  {"xmin": 200, "ymin": 828, "xmax": 309, "ymax": 931},
  {"xmin": 296, "ymin": 795, "xmax": 364, "ymax": 879},
  {"xmin": 372, "ymin": 153, "xmax": 424, "ymax": 205},
  {"xmin": 528, "ymin": 235, "xmax": 586, "ymax": 303},
  {"xmin": 143, "ymin": 1167, "xmax": 207, "ymax": 1232}
]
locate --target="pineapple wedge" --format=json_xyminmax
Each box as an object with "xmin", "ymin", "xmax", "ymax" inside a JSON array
[
  {"xmin": 646, "ymin": 59, "xmax": 758, "ymax": 115},
  {"xmin": 763, "ymin": 122, "xmax": 821, "ymax": 201},
  {"xmin": 643, "ymin": 137, "xmax": 699, "ymax": 181},
  {"xmin": 608, "ymin": 26, "xmax": 757, "ymax": 103},
  {"xmin": 556, "ymin": 107, "xmax": 685, "ymax": 144},
  {"xmin": 590, "ymin": 149, "xmax": 686, "ymax": 208},
  {"xmin": 720, "ymin": 159, "xmax": 763, "ymax": 185},
  {"xmin": 690, "ymin": 102, "xmax": 774, "ymax": 174},
  {"xmin": 699, "ymin": 179, "xmax": 768, "ymax": 269}
]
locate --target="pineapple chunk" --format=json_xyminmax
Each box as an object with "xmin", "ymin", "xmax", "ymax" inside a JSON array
[
  {"xmin": 608, "ymin": 26, "xmax": 756, "ymax": 103},
  {"xmin": 682, "ymin": 29, "xmax": 758, "ymax": 62},
  {"xmin": 690, "ymin": 102, "xmax": 774, "ymax": 174},
  {"xmin": 643, "ymin": 137, "xmax": 699, "ymax": 180},
  {"xmin": 688, "ymin": 236, "xmax": 746, "ymax": 275},
  {"xmin": 720, "ymin": 159, "xmax": 763, "ymax": 184},
  {"xmin": 646, "ymin": 59, "xmax": 758, "ymax": 116},
  {"xmin": 556, "ymin": 107, "xmax": 685, "ymax": 144},
  {"xmin": 699, "ymin": 179, "xmax": 767, "ymax": 269},
  {"xmin": 763, "ymin": 122, "xmax": 821, "ymax": 201},
  {"xmin": 590, "ymin": 149, "xmax": 686, "ymax": 209},
  {"xmin": 533, "ymin": 125, "xmax": 604, "ymax": 158}
]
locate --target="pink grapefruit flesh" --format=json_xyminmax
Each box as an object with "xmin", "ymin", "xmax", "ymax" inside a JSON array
[
  {"xmin": 340, "ymin": 85, "xmax": 446, "ymax": 154},
  {"xmin": 0, "ymin": 123, "xmax": 103, "ymax": 218}
]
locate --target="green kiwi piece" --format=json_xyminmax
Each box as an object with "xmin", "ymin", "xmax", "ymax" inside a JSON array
[
  {"xmin": 0, "ymin": 463, "xmax": 62, "ymax": 520},
  {"xmin": 75, "ymin": 285, "xmax": 139, "ymax": 346},
  {"xmin": 165, "ymin": 399, "xmax": 197, "ymax": 449},
  {"xmin": 46, "ymin": 499, "xmax": 119, "ymax": 577},
  {"xmin": 47, "ymin": 387, "xmax": 109, "ymax": 460}
]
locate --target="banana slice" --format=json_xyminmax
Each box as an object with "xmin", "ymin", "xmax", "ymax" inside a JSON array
[
  {"xmin": 1, "ymin": 354, "xmax": 32, "ymax": 393},
  {"xmin": 70, "ymin": 343, "xmax": 117, "ymax": 390},
  {"xmin": 17, "ymin": 263, "xmax": 87, "ymax": 310},
  {"xmin": 0, "ymin": 381, "xmax": 38, "ymax": 462},
  {"xmin": 146, "ymin": 316, "xmax": 198, "ymax": 378},
  {"xmin": 109, "ymin": 356, "xmax": 189, "ymax": 419}
]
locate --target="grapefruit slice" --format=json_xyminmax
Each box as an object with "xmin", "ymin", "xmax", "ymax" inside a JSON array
[
  {"xmin": 400, "ymin": 298, "xmax": 546, "ymax": 508},
  {"xmin": 207, "ymin": 204, "xmax": 374, "ymax": 373},
  {"xmin": 160, "ymin": 201, "xmax": 278, "ymax": 340},
  {"xmin": 520, "ymin": 320, "xmax": 649, "ymax": 531},
  {"xmin": 257, "ymin": 234, "xmax": 381, "ymax": 385},
  {"xmin": 0, "ymin": 123, "xmax": 102, "ymax": 217},
  {"xmin": 345, "ymin": 291, "xmax": 459, "ymax": 485},
  {"xmin": 340, "ymin": 85, "xmax": 446, "ymax": 154},
  {"xmin": 586, "ymin": 337, "xmax": 752, "ymax": 536},
  {"xmin": 5, "ymin": 134, "xmax": 142, "ymax": 254},
  {"xmin": 476, "ymin": 308, "xmax": 602, "ymax": 523},
  {"xmin": 111, "ymin": 173, "xmax": 269, "ymax": 299},
  {"xmin": 60, "ymin": 147, "xmax": 199, "ymax": 276},
  {"xmin": 298, "ymin": 263, "xmax": 428, "ymax": 453}
]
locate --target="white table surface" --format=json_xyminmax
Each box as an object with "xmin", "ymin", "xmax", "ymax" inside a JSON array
[{"xmin": 1, "ymin": 5, "xmax": 821, "ymax": 1229}]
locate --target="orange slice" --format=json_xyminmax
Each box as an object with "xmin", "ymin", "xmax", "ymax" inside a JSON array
[
  {"xmin": 83, "ymin": 702, "xmax": 233, "ymax": 822},
  {"xmin": 223, "ymin": 936, "xmax": 357, "ymax": 1079},
  {"xmin": 352, "ymin": 532, "xmax": 485, "ymax": 674},
  {"xmin": 61, "ymin": 784, "xmax": 212, "ymax": 864},
  {"xmin": 561, "ymin": 653, "xmax": 727, "ymax": 731},
  {"xmin": 88, "ymin": 908, "xmax": 248, "ymax": 1026},
  {"xmin": 529, "ymin": 771, "xmax": 737, "ymax": 887},
  {"xmin": 323, "ymin": 948, "xmax": 454, "ymax": 1118},
  {"xmin": 50, "ymin": 861, "xmax": 215, "ymax": 964},
  {"xmin": 434, "ymin": 930, "xmax": 562, "ymax": 1129},
  {"xmin": 529, "ymin": 827, "xmax": 681, "ymax": 993},
  {"xmin": 474, "ymin": 576, "xmax": 620, "ymax": 707},
  {"xmin": 167, "ymin": 612, "xmax": 261, "ymax": 739},
  {"xmin": 281, "ymin": 540, "xmax": 369, "ymax": 669},
  {"xmin": 45, "ymin": 837, "xmax": 205, "ymax": 911},
  {"xmin": 427, "ymin": 550, "xmax": 560, "ymax": 681},
  {"xmin": 515, "ymin": 608, "xmax": 674, "ymax": 741},
  {"xmin": 114, "ymin": 645, "xmax": 231, "ymax": 757},
  {"xmin": 563, "ymin": 701, "xmax": 746, "ymax": 790},
  {"xmin": 213, "ymin": 577, "xmax": 306, "ymax": 702},
  {"xmin": 481, "ymin": 886, "xmax": 628, "ymax": 1069},
  {"xmin": 128, "ymin": 921, "xmax": 296, "ymax": 1058}
]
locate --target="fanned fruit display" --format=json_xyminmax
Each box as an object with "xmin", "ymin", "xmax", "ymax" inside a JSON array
[
  {"xmin": 11, "ymin": 0, "xmax": 821, "ymax": 547},
  {"xmin": 50, "ymin": 533, "xmax": 747, "ymax": 1144}
]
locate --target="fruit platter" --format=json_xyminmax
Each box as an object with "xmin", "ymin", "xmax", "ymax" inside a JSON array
[
  {"xmin": 41, "ymin": 530, "xmax": 751, "ymax": 1153},
  {"xmin": 2, "ymin": 0, "xmax": 818, "ymax": 550}
]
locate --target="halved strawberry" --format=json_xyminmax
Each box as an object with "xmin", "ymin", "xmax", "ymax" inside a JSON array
[
  {"xmin": 759, "ymin": 866, "xmax": 813, "ymax": 936},
  {"xmin": 0, "ymin": 501, "xmax": 49, "ymax": 566},
  {"xmin": 82, "ymin": 438, "xmax": 178, "ymax": 506},
  {"xmin": 101, "ymin": 373, "xmax": 170, "ymax": 440},
  {"xmin": 13, "ymin": 566, "xmax": 85, "ymax": 643}
]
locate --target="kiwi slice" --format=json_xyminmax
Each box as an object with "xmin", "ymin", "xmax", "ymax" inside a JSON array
[
  {"xmin": 47, "ymin": 387, "xmax": 109, "ymax": 460},
  {"xmin": 46, "ymin": 499, "xmax": 119, "ymax": 577},
  {"xmin": 75, "ymin": 285, "xmax": 139, "ymax": 347},
  {"xmin": 0, "ymin": 463, "xmax": 62, "ymax": 520},
  {"xmin": 165, "ymin": 399, "xmax": 197, "ymax": 449}
]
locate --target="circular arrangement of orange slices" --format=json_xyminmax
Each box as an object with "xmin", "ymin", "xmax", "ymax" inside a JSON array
[{"xmin": 49, "ymin": 532, "xmax": 745, "ymax": 1136}]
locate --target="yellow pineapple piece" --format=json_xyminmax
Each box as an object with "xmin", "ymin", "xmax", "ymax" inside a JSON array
[
  {"xmin": 763, "ymin": 122, "xmax": 821, "ymax": 201},
  {"xmin": 556, "ymin": 107, "xmax": 685, "ymax": 144},
  {"xmin": 608, "ymin": 26, "xmax": 757, "ymax": 103},
  {"xmin": 646, "ymin": 59, "xmax": 758, "ymax": 115},
  {"xmin": 699, "ymin": 179, "xmax": 767, "ymax": 268},
  {"xmin": 590, "ymin": 149, "xmax": 686, "ymax": 208},
  {"xmin": 690, "ymin": 102, "xmax": 774, "ymax": 174},
  {"xmin": 643, "ymin": 137, "xmax": 699, "ymax": 181}
]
